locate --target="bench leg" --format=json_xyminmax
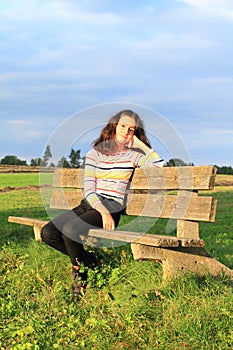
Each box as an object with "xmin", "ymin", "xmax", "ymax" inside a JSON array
[
  {"xmin": 131, "ymin": 243, "xmax": 233, "ymax": 282},
  {"xmin": 33, "ymin": 226, "xmax": 42, "ymax": 242}
]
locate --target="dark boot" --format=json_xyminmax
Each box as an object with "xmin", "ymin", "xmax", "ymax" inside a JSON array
[
  {"xmin": 72, "ymin": 267, "xmax": 87, "ymax": 300},
  {"xmin": 85, "ymin": 251, "xmax": 99, "ymax": 269},
  {"xmin": 72, "ymin": 252, "xmax": 99, "ymax": 300}
]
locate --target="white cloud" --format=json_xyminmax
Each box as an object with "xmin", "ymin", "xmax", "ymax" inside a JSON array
[
  {"xmin": 179, "ymin": 0, "xmax": 232, "ymax": 9},
  {"xmin": 7, "ymin": 119, "xmax": 26, "ymax": 125},
  {"xmin": 3, "ymin": 118, "xmax": 51, "ymax": 141},
  {"xmin": 183, "ymin": 128, "xmax": 233, "ymax": 150},
  {"xmin": 208, "ymin": 129, "xmax": 233, "ymax": 136},
  {"xmin": 25, "ymin": 130, "xmax": 45, "ymax": 139},
  {"xmin": 179, "ymin": 0, "xmax": 233, "ymax": 19},
  {"xmin": 0, "ymin": 0, "xmax": 122, "ymax": 26}
]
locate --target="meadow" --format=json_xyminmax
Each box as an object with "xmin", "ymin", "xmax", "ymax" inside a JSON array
[{"xmin": 0, "ymin": 172, "xmax": 233, "ymax": 349}]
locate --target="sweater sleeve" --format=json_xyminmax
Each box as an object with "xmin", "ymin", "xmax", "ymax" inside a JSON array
[
  {"xmin": 83, "ymin": 149, "xmax": 109, "ymax": 213},
  {"xmin": 134, "ymin": 149, "xmax": 164, "ymax": 168}
]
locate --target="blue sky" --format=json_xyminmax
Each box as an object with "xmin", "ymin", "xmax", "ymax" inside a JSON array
[{"xmin": 1, "ymin": 0, "xmax": 233, "ymax": 166}]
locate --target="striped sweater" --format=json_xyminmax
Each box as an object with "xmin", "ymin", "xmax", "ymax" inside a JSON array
[{"xmin": 84, "ymin": 148, "xmax": 164, "ymax": 211}]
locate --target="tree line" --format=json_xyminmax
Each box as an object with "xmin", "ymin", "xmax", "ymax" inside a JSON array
[
  {"xmin": 0, "ymin": 145, "xmax": 84, "ymax": 169},
  {"xmin": 1, "ymin": 149, "xmax": 233, "ymax": 174},
  {"xmin": 165, "ymin": 158, "xmax": 233, "ymax": 175}
]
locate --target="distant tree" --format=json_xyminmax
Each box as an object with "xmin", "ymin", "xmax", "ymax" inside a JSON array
[
  {"xmin": 30, "ymin": 157, "xmax": 43, "ymax": 166},
  {"xmin": 68, "ymin": 148, "xmax": 82, "ymax": 168},
  {"xmin": 80, "ymin": 156, "xmax": 85, "ymax": 168},
  {"xmin": 42, "ymin": 145, "xmax": 52, "ymax": 166},
  {"xmin": 165, "ymin": 158, "xmax": 189, "ymax": 167},
  {"xmin": 57, "ymin": 157, "xmax": 70, "ymax": 168},
  {"xmin": 0, "ymin": 155, "xmax": 27, "ymax": 165},
  {"xmin": 215, "ymin": 165, "xmax": 233, "ymax": 175}
]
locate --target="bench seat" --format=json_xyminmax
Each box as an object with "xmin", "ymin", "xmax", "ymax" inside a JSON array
[
  {"xmin": 88, "ymin": 229, "xmax": 205, "ymax": 248},
  {"xmin": 8, "ymin": 216, "xmax": 48, "ymax": 241},
  {"xmin": 8, "ymin": 216, "xmax": 204, "ymax": 248}
]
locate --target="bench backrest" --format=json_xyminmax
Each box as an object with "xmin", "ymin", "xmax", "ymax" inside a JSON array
[{"xmin": 50, "ymin": 166, "xmax": 217, "ymax": 239}]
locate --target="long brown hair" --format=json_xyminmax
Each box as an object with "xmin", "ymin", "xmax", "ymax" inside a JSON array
[{"xmin": 93, "ymin": 110, "xmax": 151, "ymax": 155}]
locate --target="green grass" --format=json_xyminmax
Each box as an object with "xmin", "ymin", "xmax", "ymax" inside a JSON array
[
  {"xmin": 0, "ymin": 173, "xmax": 233, "ymax": 349},
  {"xmin": 0, "ymin": 172, "xmax": 53, "ymax": 188}
]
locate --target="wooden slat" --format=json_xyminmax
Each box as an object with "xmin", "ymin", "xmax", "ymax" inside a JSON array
[
  {"xmin": 52, "ymin": 166, "xmax": 217, "ymax": 190},
  {"xmin": 50, "ymin": 189, "xmax": 217, "ymax": 222},
  {"xmin": 88, "ymin": 229, "xmax": 205, "ymax": 248},
  {"xmin": 8, "ymin": 216, "xmax": 48, "ymax": 227},
  {"xmin": 53, "ymin": 168, "xmax": 84, "ymax": 188},
  {"xmin": 126, "ymin": 192, "xmax": 217, "ymax": 222},
  {"xmin": 50, "ymin": 189, "xmax": 84, "ymax": 209},
  {"xmin": 177, "ymin": 220, "xmax": 199, "ymax": 239},
  {"xmin": 130, "ymin": 166, "xmax": 216, "ymax": 190}
]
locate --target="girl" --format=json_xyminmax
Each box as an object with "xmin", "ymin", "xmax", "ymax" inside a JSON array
[{"xmin": 41, "ymin": 110, "xmax": 164, "ymax": 298}]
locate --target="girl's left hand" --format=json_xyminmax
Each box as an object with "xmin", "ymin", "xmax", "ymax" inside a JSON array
[
  {"xmin": 127, "ymin": 135, "xmax": 151, "ymax": 154},
  {"xmin": 127, "ymin": 135, "xmax": 143, "ymax": 149}
]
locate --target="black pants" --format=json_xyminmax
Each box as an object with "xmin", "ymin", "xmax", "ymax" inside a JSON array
[{"xmin": 41, "ymin": 197, "xmax": 123, "ymax": 266}]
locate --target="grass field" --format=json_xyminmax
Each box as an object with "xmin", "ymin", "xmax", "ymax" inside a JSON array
[{"xmin": 0, "ymin": 173, "xmax": 233, "ymax": 349}]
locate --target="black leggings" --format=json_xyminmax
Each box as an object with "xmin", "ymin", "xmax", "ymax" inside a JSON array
[{"xmin": 41, "ymin": 197, "xmax": 123, "ymax": 266}]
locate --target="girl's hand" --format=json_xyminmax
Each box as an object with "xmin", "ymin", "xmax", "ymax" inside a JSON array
[
  {"xmin": 101, "ymin": 212, "xmax": 115, "ymax": 230},
  {"xmin": 127, "ymin": 134, "xmax": 137, "ymax": 149},
  {"xmin": 128, "ymin": 135, "xmax": 150, "ymax": 153},
  {"xmin": 130, "ymin": 135, "xmax": 143, "ymax": 148}
]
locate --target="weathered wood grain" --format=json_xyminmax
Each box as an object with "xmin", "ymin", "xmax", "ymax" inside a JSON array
[
  {"xmin": 50, "ymin": 189, "xmax": 217, "ymax": 222},
  {"xmin": 131, "ymin": 244, "xmax": 233, "ymax": 280},
  {"xmin": 52, "ymin": 166, "xmax": 217, "ymax": 190},
  {"xmin": 130, "ymin": 166, "xmax": 216, "ymax": 190},
  {"xmin": 8, "ymin": 216, "xmax": 48, "ymax": 227},
  {"xmin": 8, "ymin": 216, "xmax": 48, "ymax": 241},
  {"xmin": 88, "ymin": 229, "xmax": 205, "ymax": 248},
  {"xmin": 126, "ymin": 192, "xmax": 217, "ymax": 222},
  {"xmin": 50, "ymin": 189, "xmax": 84, "ymax": 209},
  {"xmin": 177, "ymin": 220, "xmax": 199, "ymax": 239},
  {"xmin": 52, "ymin": 168, "xmax": 84, "ymax": 188}
]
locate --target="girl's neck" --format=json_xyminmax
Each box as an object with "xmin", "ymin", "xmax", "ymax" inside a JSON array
[
  {"xmin": 115, "ymin": 141, "xmax": 127, "ymax": 153},
  {"xmin": 116, "ymin": 146, "xmax": 127, "ymax": 153}
]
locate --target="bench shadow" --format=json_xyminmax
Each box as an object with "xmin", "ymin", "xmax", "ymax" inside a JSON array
[{"xmin": 0, "ymin": 207, "xmax": 49, "ymax": 247}]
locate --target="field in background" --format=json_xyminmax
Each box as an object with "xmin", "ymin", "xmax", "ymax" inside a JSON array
[
  {"xmin": 0, "ymin": 173, "xmax": 233, "ymax": 349},
  {"xmin": 1, "ymin": 171, "xmax": 233, "ymax": 187},
  {"xmin": 215, "ymin": 174, "xmax": 233, "ymax": 186}
]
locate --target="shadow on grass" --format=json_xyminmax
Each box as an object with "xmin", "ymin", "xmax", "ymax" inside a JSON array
[{"xmin": 0, "ymin": 206, "xmax": 49, "ymax": 247}]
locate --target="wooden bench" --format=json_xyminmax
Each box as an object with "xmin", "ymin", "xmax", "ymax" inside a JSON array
[{"xmin": 8, "ymin": 166, "xmax": 233, "ymax": 281}]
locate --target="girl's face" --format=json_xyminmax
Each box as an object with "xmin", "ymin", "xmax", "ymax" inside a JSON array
[{"xmin": 115, "ymin": 115, "xmax": 136, "ymax": 147}]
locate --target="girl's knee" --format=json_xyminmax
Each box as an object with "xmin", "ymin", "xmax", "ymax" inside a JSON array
[
  {"xmin": 40, "ymin": 225, "xmax": 48, "ymax": 243},
  {"xmin": 62, "ymin": 221, "xmax": 74, "ymax": 237},
  {"xmin": 41, "ymin": 223, "xmax": 54, "ymax": 243}
]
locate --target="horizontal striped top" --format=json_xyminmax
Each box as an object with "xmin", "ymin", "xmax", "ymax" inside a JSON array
[{"xmin": 84, "ymin": 148, "xmax": 164, "ymax": 211}]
